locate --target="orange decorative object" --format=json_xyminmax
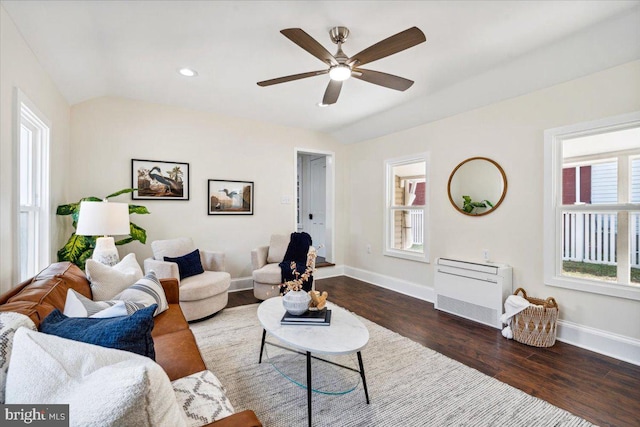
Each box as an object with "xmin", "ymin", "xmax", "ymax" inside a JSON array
[{"xmin": 308, "ymin": 290, "xmax": 328, "ymax": 310}]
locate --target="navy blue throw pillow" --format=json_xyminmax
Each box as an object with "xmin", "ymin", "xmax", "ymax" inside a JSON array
[
  {"xmin": 164, "ymin": 249, "xmax": 205, "ymax": 280},
  {"xmin": 39, "ymin": 304, "xmax": 157, "ymax": 359}
]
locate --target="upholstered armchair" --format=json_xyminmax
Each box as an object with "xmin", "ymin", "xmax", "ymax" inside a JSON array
[
  {"xmin": 144, "ymin": 237, "xmax": 230, "ymax": 322},
  {"xmin": 251, "ymin": 234, "xmax": 316, "ymax": 300}
]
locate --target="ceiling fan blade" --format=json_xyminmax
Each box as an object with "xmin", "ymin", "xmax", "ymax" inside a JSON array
[
  {"xmin": 322, "ymin": 80, "xmax": 342, "ymax": 105},
  {"xmin": 352, "ymin": 69, "xmax": 414, "ymax": 91},
  {"xmin": 348, "ymin": 27, "xmax": 426, "ymax": 67},
  {"xmin": 281, "ymin": 28, "xmax": 338, "ymax": 67},
  {"xmin": 257, "ymin": 70, "xmax": 328, "ymax": 87}
]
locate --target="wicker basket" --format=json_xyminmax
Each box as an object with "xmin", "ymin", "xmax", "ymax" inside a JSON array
[{"xmin": 511, "ymin": 288, "xmax": 559, "ymax": 348}]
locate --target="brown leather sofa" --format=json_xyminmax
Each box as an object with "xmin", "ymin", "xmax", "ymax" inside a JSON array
[{"xmin": 0, "ymin": 262, "xmax": 261, "ymax": 427}]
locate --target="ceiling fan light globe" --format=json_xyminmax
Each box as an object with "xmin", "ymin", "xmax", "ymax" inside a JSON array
[{"xmin": 329, "ymin": 65, "xmax": 351, "ymax": 81}]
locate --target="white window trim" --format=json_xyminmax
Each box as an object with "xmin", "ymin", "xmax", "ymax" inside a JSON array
[
  {"xmin": 543, "ymin": 111, "xmax": 640, "ymax": 301},
  {"xmin": 383, "ymin": 152, "xmax": 430, "ymax": 263},
  {"xmin": 13, "ymin": 88, "xmax": 51, "ymax": 283}
]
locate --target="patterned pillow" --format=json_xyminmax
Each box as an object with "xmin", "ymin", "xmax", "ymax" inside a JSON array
[
  {"xmin": 39, "ymin": 305, "xmax": 157, "ymax": 359},
  {"xmin": 64, "ymin": 289, "xmax": 150, "ymax": 318},
  {"xmin": 0, "ymin": 312, "xmax": 37, "ymax": 403},
  {"xmin": 164, "ymin": 249, "xmax": 205, "ymax": 280},
  {"xmin": 114, "ymin": 271, "xmax": 169, "ymax": 316},
  {"xmin": 172, "ymin": 370, "xmax": 235, "ymax": 426}
]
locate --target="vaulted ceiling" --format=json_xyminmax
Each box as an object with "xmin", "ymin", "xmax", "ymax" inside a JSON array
[{"xmin": 3, "ymin": 1, "xmax": 639, "ymax": 143}]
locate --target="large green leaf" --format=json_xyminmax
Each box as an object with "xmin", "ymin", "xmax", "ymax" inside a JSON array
[
  {"xmin": 57, "ymin": 234, "xmax": 95, "ymax": 266},
  {"xmin": 129, "ymin": 222, "xmax": 147, "ymax": 244},
  {"xmin": 75, "ymin": 248, "xmax": 95, "ymax": 270},
  {"xmin": 129, "ymin": 204, "xmax": 150, "ymax": 215},
  {"xmin": 81, "ymin": 196, "xmax": 103, "ymax": 202},
  {"xmin": 115, "ymin": 237, "xmax": 135, "ymax": 246},
  {"xmin": 106, "ymin": 188, "xmax": 136, "ymax": 199},
  {"xmin": 56, "ymin": 203, "xmax": 79, "ymax": 216}
]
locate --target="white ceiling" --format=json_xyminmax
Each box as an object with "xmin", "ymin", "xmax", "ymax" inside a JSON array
[{"xmin": 3, "ymin": 1, "xmax": 640, "ymax": 143}]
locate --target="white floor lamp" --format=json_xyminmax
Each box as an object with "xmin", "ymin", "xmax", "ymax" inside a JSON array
[{"xmin": 76, "ymin": 200, "xmax": 130, "ymax": 266}]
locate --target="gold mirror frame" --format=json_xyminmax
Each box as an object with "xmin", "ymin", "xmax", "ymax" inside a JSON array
[{"xmin": 447, "ymin": 157, "xmax": 507, "ymax": 217}]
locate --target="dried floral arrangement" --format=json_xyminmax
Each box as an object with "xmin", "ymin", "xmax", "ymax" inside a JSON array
[{"xmin": 281, "ymin": 248, "xmax": 318, "ymax": 293}]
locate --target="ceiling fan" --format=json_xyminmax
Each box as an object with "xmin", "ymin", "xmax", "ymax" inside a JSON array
[{"xmin": 257, "ymin": 26, "xmax": 426, "ymax": 105}]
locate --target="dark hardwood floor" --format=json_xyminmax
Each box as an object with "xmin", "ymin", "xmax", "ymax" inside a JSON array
[{"xmin": 228, "ymin": 276, "xmax": 640, "ymax": 427}]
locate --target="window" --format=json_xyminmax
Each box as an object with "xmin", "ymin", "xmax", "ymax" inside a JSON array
[
  {"xmin": 384, "ymin": 154, "xmax": 429, "ymax": 262},
  {"xmin": 16, "ymin": 90, "xmax": 50, "ymax": 281},
  {"xmin": 544, "ymin": 111, "xmax": 640, "ymax": 300}
]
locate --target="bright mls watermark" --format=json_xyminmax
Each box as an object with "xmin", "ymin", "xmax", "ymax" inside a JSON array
[{"xmin": 1, "ymin": 405, "xmax": 68, "ymax": 426}]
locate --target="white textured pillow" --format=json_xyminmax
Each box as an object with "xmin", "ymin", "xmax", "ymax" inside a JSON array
[
  {"xmin": 172, "ymin": 370, "xmax": 235, "ymax": 426},
  {"xmin": 86, "ymin": 253, "xmax": 143, "ymax": 301},
  {"xmin": 6, "ymin": 328, "xmax": 187, "ymax": 427},
  {"xmin": 0, "ymin": 313, "xmax": 36, "ymax": 403},
  {"xmin": 267, "ymin": 234, "xmax": 290, "ymax": 264},
  {"xmin": 151, "ymin": 237, "xmax": 196, "ymax": 261},
  {"xmin": 64, "ymin": 289, "xmax": 151, "ymax": 318},
  {"xmin": 114, "ymin": 271, "xmax": 169, "ymax": 316}
]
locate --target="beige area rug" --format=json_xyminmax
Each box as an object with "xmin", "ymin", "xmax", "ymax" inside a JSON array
[{"xmin": 190, "ymin": 304, "xmax": 593, "ymax": 427}]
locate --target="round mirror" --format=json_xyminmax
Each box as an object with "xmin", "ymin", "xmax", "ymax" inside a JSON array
[{"xmin": 447, "ymin": 157, "xmax": 507, "ymax": 216}]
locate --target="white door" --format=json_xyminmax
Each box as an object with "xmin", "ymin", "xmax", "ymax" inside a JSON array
[{"xmin": 308, "ymin": 157, "xmax": 326, "ymax": 257}]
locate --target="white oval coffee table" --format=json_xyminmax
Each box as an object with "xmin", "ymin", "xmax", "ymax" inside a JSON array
[{"xmin": 257, "ymin": 297, "xmax": 370, "ymax": 427}]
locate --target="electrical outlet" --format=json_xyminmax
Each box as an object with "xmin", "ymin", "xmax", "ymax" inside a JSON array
[
  {"xmin": 280, "ymin": 195, "xmax": 291, "ymax": 204},
  {"xmin": 483, "ymin": 249, "xmax": 490, "ymax": 262}
]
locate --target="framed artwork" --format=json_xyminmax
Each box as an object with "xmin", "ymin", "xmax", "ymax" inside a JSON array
[
  {"xmin": 208, "ymin": 179, "xmax": 254, "ymax": 215},
  {"xmin": 132, "ymin": 159, "xmax": 189, "ymax": 200}
]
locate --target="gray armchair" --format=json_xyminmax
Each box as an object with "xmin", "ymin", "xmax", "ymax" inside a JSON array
[
  {"xmin": 144, "ymin": 237, "xmax": 230, "ymax": 322},
  {"xmin": 251, "ymin": 234, "xmax": 315, "ymax": 300}
]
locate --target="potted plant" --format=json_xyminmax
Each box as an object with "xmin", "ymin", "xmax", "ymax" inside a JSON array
[
  {"xmin": 56, "ymin": 188, "xmax": 149, "ymax": 269},
  {"xmin": 462, "ymin": 196, "xmax": 494, "ymax": 214}
]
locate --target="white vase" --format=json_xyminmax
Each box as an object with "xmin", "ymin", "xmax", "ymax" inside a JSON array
[{"xmin": 282, "ymin": 290, "xmax": 311, "ymax": 315}]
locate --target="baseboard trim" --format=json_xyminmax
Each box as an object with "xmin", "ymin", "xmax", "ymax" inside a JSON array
[
  {"xmin": 556, "ymin": 320, "xmax": 640, "ymax": 366},
  {"xmin": 229, "ymin": 277, "xmax": 253, "ymax": 292},
  {"xmin": 315, "ymin": 265, "xmax": 345, "ymax": 279},
  {"xmin": 343, "ymin": 266, "xmax": 434, "ymax": 302}
]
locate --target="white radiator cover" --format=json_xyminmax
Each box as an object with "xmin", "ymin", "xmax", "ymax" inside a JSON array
[{"xmin": 434, "ymin": 258, "xmax": 513, "ymax": 329}]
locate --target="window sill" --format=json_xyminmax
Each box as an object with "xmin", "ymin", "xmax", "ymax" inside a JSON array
[
  {"xmin": 383, "ymin": 249, "xmax": 430, "ymax": 263},
  {"xmin": 546, "ymin": 275, "xmax": 640, "ymax": 301}
]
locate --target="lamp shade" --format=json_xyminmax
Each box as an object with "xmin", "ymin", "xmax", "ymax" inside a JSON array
[{"xmin": 76, "ymin": 201, "xmax": 130, "ymax": 236}]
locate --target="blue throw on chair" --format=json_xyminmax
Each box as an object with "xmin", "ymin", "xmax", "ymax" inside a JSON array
[{"xmin": 279, "ymin": 232, "xmax": 314, "ymax": 292}]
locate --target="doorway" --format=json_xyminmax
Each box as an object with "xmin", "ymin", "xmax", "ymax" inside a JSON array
[{"xmin": 295, "ymin": 149, "xmax": 334, "ymax": 264}]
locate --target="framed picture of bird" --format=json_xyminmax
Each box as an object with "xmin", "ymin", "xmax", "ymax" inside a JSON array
[
  {"xmin": 208, "ymin": 179, "xmax": 253, "ymax": 215},
  {"xmin": 132, "ymin": 159, "xmax": 189, "ymax": 200}
]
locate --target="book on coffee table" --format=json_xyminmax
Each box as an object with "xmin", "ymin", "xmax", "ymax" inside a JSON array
[{"xmin": 281, "ymin": 309, "xmax": 332, "ymax": 326}]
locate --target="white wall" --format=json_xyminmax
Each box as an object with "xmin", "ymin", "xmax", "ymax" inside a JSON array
[
  {"xmin": 345, "ymin": 61, "xmax": 640, "ymax": 342},
  {"xmin": 68, "ymin": 97, "xmax": 346, "ymax": 280},
  {"xmin": 0, "ymin": 6, "xmax": 71, "ymax": 293}
]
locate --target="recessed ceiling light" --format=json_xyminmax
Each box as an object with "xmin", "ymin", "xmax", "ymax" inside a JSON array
[
  {"xmin": 178, "ymin": 68, "xmax": 198, "ymax": 77},
  {"xmin": 317, "ymin": 102, "xmax": 329, "ymax": 107}
]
